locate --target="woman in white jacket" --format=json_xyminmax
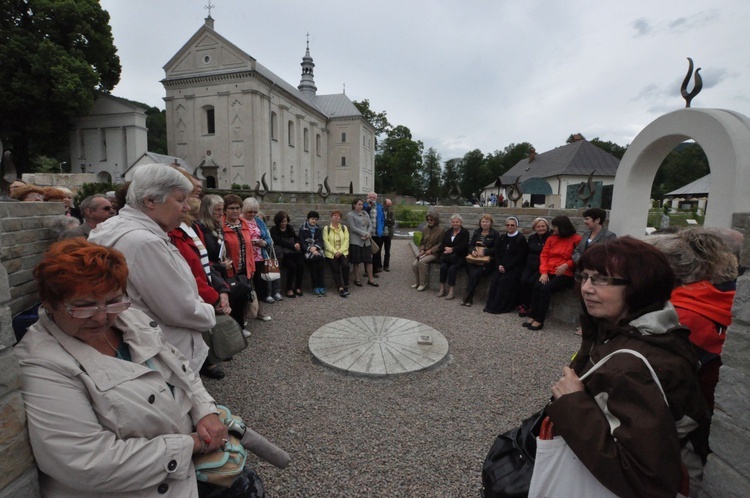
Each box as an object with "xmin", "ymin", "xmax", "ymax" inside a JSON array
[
  {"xmin": 15, "ymin": 239, "xmax": 265, "ymax": 497},
  {"xmin": 88, "ymin": 163, "xmax": 215, "ymax": 374}
]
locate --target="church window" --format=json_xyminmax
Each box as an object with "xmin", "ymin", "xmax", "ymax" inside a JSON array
[
  {"xmin": 316, "ymin": 134, "xmax": 321, "ymax": 156},
  {"xmin": 341, "ymin": 156, "xmax": 347, "ymax": 167},
  {"xmin": 288, "ymin": 121, "xmax": 295, "ymax": 146},
  {"xmin": 341, "ymin": 132, "xmax": 346, "ymax": 142},
  {"xmin": 271, "ymin": 112, "xmax": 278, "ymax": 141},
  {"xmin": 304, "ymin": 128, "xmax": 309, "ymax": 152},
  {"xmin": 203, "ymin": 106, "xmax": 215, "ymax": 135}
]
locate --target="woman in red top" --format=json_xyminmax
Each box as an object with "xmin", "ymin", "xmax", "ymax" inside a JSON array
[
  {"xmin": 523, "ymin": 215, "xmax": 581, "ymax": 330},
  {"xmin": 221, "ymin": 194, "xmax": 260, "ymax": 328}
]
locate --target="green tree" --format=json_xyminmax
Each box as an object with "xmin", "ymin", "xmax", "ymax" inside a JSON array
[
  {"xmin": 146, "ymin": 107, "xmax": 167, "ymax": 154},
  {"xmin": 441, "ymin": 158, "xmax": 461, "ymax": 198},
  {"xmin": 353, "ymin": 99, "xmax": 391, "ymax": 139},
  {"xmin": 458, "ymin": 149, "xmax": 489, "ymax": 200},
  {"xmin": 651, "ymin": 143, "xmax": 709, "ymax": 200},
  {"xmin": 420, "ymin": 147, "xmax": 442, "ymax": 202},
  {"xmin": 590, "ymin": 138, "xmax": 627, "ymax": 159},
  {"xmin": 375, "ymin": 125, "xmax": 423, "ymax": 195},
  {"xmin": 0, "ymin": 0, "xmax": 121, "ymax": 174}
]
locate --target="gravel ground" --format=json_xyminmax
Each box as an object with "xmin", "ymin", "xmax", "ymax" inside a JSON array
[{"xmin": 206, "ymin": 239, "xmax": 581, "ymax": 498}]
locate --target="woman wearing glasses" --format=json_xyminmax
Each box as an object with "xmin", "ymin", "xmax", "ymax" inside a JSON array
[
  {"xmin": 522, "ymin": 215, "xmax": 581, "ymax": 330},
  {"xmin": 541, "ymin": 236, "xmax": 708, "ymax": 498},
  {"xmin": 15, "ymin": 238, "xmax": 266, "ymax": 496}
]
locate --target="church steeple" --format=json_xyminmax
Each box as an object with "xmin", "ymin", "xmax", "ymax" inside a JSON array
[{"xmin": 298, "ymin": 35, "xmax": 317, "ymax": 98}]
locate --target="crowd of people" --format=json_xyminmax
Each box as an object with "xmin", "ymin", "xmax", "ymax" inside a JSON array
[
  {"xmin": 8, "ymin": 164, "xmax": 743, "ymax": 496},
  {"xmin": 412, "ymin": 207, "xmax": 741, "ymax": 497}
]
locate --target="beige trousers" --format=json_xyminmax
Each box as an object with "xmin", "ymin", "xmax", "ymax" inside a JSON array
[{"xmin": 412, "ymin": 254, "xmax": 438, "ymax": 286}]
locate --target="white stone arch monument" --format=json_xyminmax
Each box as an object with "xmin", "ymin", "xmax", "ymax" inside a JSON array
[{"xmin": 609, "ymin": 108, "xmax": 750, "ymax": 236}]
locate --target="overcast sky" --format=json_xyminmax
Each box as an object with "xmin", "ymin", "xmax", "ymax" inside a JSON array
[{"xmin": 100, "ymin": 0, "xmax": 750, "ymax": 162}]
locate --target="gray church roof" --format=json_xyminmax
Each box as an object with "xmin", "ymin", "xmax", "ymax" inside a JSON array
[
  {"xmin": 502, "ymin": 140, "xmax": 620, "ymax": 183},
  {"xmin": 313, "ymin": 94, "xmax": 362, "ymax": 118},
  {"xmin": 665, "ymin": 174, "xmax": 710, "ymax": 197}
]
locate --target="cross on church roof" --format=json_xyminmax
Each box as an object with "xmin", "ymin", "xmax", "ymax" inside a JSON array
[{"xmin": 205, "ymin": 0, "xmax": 215, "ymax": 18}]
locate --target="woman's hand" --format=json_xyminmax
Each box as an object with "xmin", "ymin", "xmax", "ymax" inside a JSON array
[
  {"xmin": 555, "ymin": 263, "xmax": 568, "ymax": 276},
  {"xmin": 215, "ymin": 293, "xmax": 231, "ymax": 315},
  {"xmin": 195, "ymin": 413, "xmax": 229, "ymax": 453},
  {"xmin": 539, "ymin": 273, "xmax": 550, "ymax": 284},
  {"xmin": 223, "ymin": 258, "xmax": 233, "ymax": 271},
  {"xmin": 294, "ymin": 242, "xmax": 301, "ymax": 251},
  {"xmin": 551, "ymin": 366, "xmax": 584, "ymax": 400},
  {"xmin": 444, "ymin": 247, "xmax": 453, "ymax": 254}
]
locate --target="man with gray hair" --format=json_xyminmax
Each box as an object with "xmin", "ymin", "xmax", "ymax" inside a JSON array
[
  {"xmin": 89, "ymin": 164, "xmax": 216, "ymax": 374},
  {"xmin": 58, "ymin": 194, "xmax": 114, "ymax": 240}
]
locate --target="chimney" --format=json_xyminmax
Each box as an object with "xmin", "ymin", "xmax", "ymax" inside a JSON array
[
  {"xmin": 528, "ymin": 148, "xmax": 537, "ymax": 163},
  {"xmin": 572, "ymin": 133, "xmax": 584, "ymax": 142}
]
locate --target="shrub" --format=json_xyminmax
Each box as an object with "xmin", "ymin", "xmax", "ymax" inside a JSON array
[
  {"xmin": 413, "ymin": 231, "xmax": 423, "ymax": 246},
  {"xmin": 231, "ymin": 183, "xmax": 242, "ymax": 190},
  {"xmin": 74, "ymin": 182, "xmax": 117, "ymax": 207}
]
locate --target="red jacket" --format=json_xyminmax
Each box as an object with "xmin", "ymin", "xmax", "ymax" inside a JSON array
[
  {"xmin": 169, "ymin": 224, "xmax": 220, "ymax": 306},
  {"xmin": 221, "ymin": 218, "xmax": 256, "ymax": 279},
  {"xmin": 671, "ymin": 281, "xmax": 734, "ymax": 357},
  {"xmin": 539, "ymin": 234, "xmax": 581, "ymax": 277}
]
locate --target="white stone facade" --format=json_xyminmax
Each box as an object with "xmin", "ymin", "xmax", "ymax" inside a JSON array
[
  {"xmin": 161, "ymin": 17, "xmax": 375, "ymax": 193},
  {"xmin": 68, "ymin": 94, "xmax": 148, "ymax": 184}
]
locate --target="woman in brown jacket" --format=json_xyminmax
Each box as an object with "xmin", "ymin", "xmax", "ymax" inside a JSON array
[{"xmin": 411, "ymin": 210, "xmax": 444, "ymax": 291}]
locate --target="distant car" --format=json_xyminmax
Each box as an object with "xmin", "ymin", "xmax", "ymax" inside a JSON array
[{"xmin": 415, "ymin": 200, "xmax": 431, "ymax": 206}]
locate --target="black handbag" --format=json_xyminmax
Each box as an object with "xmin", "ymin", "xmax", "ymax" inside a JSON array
[{"xmin": 481, "ymin": 408, "xmax": 546, "ymax": 498}]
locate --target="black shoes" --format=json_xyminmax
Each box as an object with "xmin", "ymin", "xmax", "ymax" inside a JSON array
[{"xmin": 200, "ymin": 362, "xmax": 225, "ymax": 380}]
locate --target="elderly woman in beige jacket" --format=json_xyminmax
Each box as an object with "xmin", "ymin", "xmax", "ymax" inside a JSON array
[
  {"xmin": 15, "ymin": 239, "xmax": 265, "ymax": 497},
  {"xmin": 89, "ymin": 164, "xmax": 215, "ymax": 374},
  {"xmin": 412, "ymin": 210, "xmax": 445, "ymax": 291}
]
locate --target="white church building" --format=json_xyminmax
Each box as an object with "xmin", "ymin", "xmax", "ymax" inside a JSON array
[
  {"xmin": 68, "ymin": 15, "xmax": 376, "ymax": 193},
  {"xmin": 161, "ymin": 16, "xmax": 376, "ymax": 193}
]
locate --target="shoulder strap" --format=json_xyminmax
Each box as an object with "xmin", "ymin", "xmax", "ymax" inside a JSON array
[{"xmin": 580, "ymin": 349, "xmax": 668, "ymax": 406}]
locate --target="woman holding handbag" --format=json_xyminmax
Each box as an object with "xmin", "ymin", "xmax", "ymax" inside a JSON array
[
  {"xmin": 345, "ymin": 199, "xmax": 378, "ymax": 288},
  {"xmin": 461, "ymin": 213, "xmax": 500, "ymax": 306},
  {"xmin": 299, "ymin": 210, "xmax": 327, "ymax": 296},
  {"xmin": 537, "ymin": 237, "xmax": 709, "ymax": 497},
  {"xmin": 222, "ymin": 195, "xmax": 270, "ymax": 323}
]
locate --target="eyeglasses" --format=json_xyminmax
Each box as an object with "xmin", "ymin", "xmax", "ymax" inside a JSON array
[
  {"xmin": 245, "ymin": 210, "xmax": 258, "ymax": 214},
  {"xmin": 65, "ymin": 298, "xmax": 132, "ymax": 318},
  {"xmin": 575, "ymin": 273, "xmax": 630, "ymax": 286},
  {"xmin": 226, "ymin": 206, "xmax": 241, "ymax": 211},
  {"xmin": 100, "ymin": 206, "xmax": 113, "ymax": 211},
  {"xmin": 505, "ymin": 223, "xmax": 516, "ymax": 227}
]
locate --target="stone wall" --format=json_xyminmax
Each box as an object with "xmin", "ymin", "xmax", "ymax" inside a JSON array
[
  {"xmin": 21, "ymin": 173, "xmax": 98, "ymax": 196},
  {"xmin": 702, "ymin": 212, "xmax": 750, "ymax": 496},
  {"xmin": 0, "ymin": 202, "xmax": 63, "ymax": 497}
]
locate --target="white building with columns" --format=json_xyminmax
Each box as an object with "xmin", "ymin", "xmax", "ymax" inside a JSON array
[{"xmin": 161, "ymin": 16, "xmax": 376, "ymax": 193}]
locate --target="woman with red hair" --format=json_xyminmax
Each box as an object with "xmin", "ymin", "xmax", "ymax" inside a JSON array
[{"xmin": 15, "ymin": 239, "xmax": 265, "ymax": 496}]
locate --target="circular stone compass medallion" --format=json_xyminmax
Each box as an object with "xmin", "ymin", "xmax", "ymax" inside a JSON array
[{"xmin": 308, "ymin": 316, "xmax": 449, "ymax": 376}]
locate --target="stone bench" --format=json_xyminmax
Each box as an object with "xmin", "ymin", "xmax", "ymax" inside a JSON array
[{"xmin": 408, "ymin": 242, "xmax": 580, "ymax": 324}]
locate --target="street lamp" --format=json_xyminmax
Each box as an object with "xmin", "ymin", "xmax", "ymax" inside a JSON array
[{"xmin": 78, "ymin": 155, "xmax": 86, "ymax": 173}]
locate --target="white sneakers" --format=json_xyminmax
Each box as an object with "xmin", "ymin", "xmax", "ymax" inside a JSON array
[
  {"xmin": 242, "ymin": 329, "xmax": 251, "ymax": 338},
  {"xmin": 411, "ymin": 283, "xmax": 419, "ymax": 289},
  {"xmin": 417, "ymin": 285, "xmax": 427, "ymax": 291},
  {"xmin": 257, "ymin": 314, "xmax": 272, "ymax": 321},
  {"xmin": 264, "ymin": 296, "xmax": 275, "ymax": 304},
  {"xmin": 273, "ymin": 293, "xmax": 283, "ymax": 301}
]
